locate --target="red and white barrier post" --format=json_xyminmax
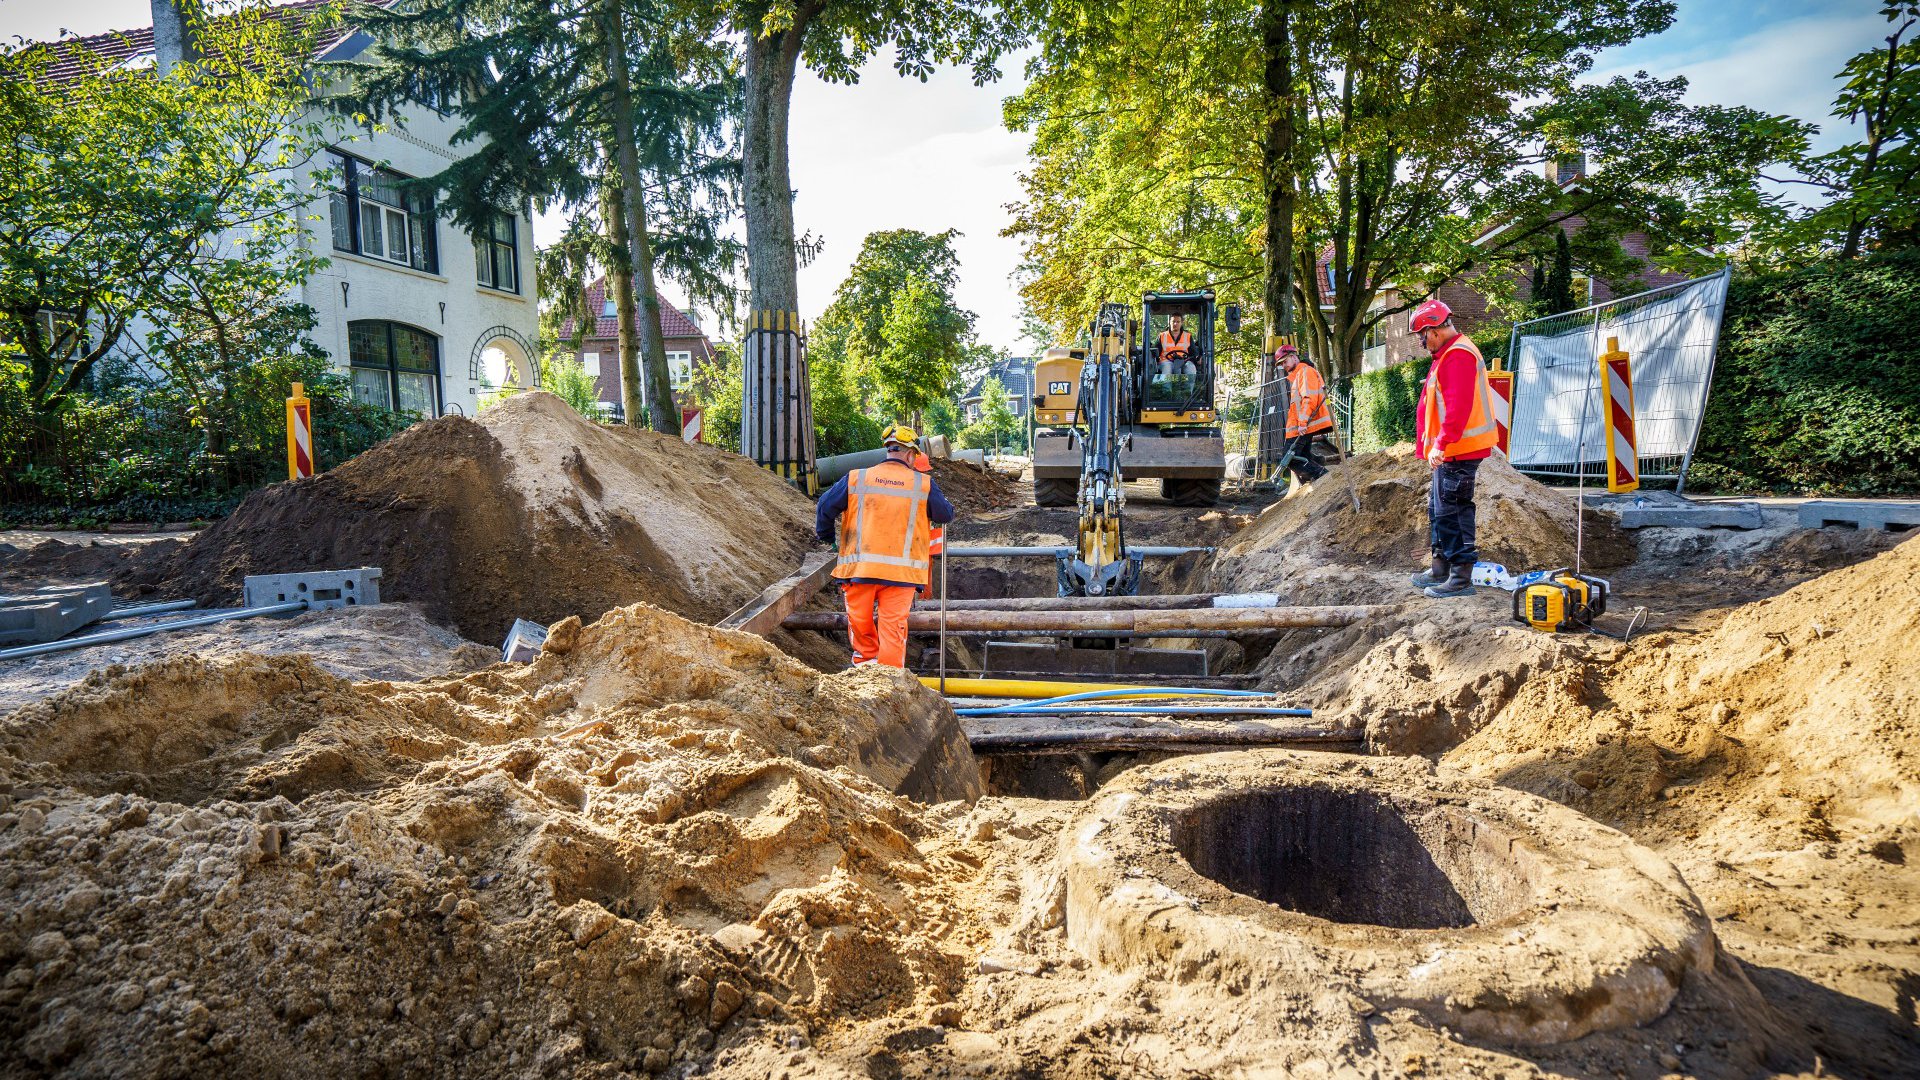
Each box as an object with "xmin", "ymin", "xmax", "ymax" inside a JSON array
[
  {"xmin": 286, "ymin": 382, "xmax": 314, "ymax": 481},
  {"xmin": 681, "ymin": 406, "xmax": 704, "ymax": 444},
  {"xmin": 1598, "ymin": 336, "xmax": 1638, "ymax": 493},
  {"xmin": 1486, "ymin": 363, "xmax": 1514, "ymax": 457}
]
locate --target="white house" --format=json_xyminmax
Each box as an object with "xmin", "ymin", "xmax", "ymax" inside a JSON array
[{"xmin": 54, "ymin": 1, "xmax": 539, "ymax": 419}]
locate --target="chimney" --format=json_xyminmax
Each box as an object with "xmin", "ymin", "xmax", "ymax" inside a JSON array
[
  {"xmin": 1545, "ymin": 151, "xmax": 1586, "ymax": 187},
  {"xmin": 150, "ymin": 0, "xmax": 201, "ymax": 78}
]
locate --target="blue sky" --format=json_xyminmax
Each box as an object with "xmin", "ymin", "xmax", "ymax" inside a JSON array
[{"xmin": 0, "ymin": 0, "xmax": 1890, "ymax": 350}]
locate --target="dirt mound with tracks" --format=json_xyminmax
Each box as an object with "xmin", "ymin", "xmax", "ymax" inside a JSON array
[
  {"xmin": 925, "ymin": 457, "xmax": 1021, "ymax": 515},
  {"xmin": 149, "ymin": 393, "xmax": 817, "ymax": 643},
  {"xmin": 0, "ymin": 602, "xmax": 980, "ymax": 1077}
]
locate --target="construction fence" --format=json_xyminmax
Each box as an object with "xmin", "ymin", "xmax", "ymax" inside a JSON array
[{"xmin": 1504, "ymin": 267, "xmax": 1730, "ymax": 490}]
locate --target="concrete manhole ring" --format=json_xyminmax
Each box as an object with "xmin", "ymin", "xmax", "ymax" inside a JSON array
[{"xmin": 1060, "ymin": 749, "xmax": 1717, "ymax": 1045}]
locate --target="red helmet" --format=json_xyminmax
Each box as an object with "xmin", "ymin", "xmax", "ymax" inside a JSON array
[
  {"xmin": 1409, "ymin": 299, "xmax": 1452, "ymax": 334},
  {"xmin": 1272, "ymin": 343, "xmax": 1298, "ymax": 360}
]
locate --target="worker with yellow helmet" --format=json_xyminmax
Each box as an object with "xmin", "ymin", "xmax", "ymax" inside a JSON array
[{"xmin": 815, "ymin": 425, "xmax": 957, "ymax": 668}]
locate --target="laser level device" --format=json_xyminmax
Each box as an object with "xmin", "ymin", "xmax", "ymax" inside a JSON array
[{"xmin": 1513, "ymin": 569, "xmax": 1609, "ymax": 634}]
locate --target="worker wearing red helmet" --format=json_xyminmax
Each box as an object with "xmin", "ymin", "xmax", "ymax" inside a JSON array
[
  {"xmin": 1407, "ymin": 298, "xmax": 1499, "ymax": 598},
  {"xmin": 1274, "ymin": 344, "xmax": 1333, "ymax": 484}
]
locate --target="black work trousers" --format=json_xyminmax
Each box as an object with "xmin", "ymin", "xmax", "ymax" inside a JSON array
[
  {"xmin": 1428, "ymin": 457, "xmax": 1482, "ymax": 566},
  {"xmin": 1283, "ymin": 432, "xmax": 1328, "ymax": 482}
]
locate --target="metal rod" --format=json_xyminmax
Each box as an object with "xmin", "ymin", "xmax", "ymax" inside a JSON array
[
  {"xmin": 97, "ymin": 600, "xmax": 198, "ymax": 621},
  {"xmin": 938, "ymin": 547, "xmax": 948, "ymax": 695},
  {"xmin": 942, "ymin": 545, "xmax": 1214, "ymax": 558},
  {"xmin": 968, "ymin": 727, "xmax": 1363, "ymax": 754},
  {"xmin": 786, "ymin": 604, "xmax": 1378, "ymax": 634},
  {"xmin": 0, "ymin": 601, "xmax": 309, "ymax": 662}
]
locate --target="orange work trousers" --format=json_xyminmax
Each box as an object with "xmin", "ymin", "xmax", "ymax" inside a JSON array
[{"xmin": 842, "ymin": 581, "xmax": 917, "ymax": 668}]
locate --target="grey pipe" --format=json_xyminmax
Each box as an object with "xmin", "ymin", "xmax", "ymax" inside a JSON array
[
  {"xmin": 0, "ymin": 601, "xmax": 309, "ymax": 662},
  {"xmin": 813, "ymin": 448, "xmax": 889, "ymax": 486},
  {"xmin": 943, "ymin": 545, "xmax": 1213, "ymax": 558},
  {"xmin": 97, "ymin": 600, "xmax": 198, "ymax": 622}
]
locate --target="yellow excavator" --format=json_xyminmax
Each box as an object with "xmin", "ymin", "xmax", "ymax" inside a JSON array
[{"xmin": 1030, "ymin": 291, "xmax": 1230, "ymax": 509}]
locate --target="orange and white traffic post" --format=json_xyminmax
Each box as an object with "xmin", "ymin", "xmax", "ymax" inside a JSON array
[
  {"xmin": 1598, "ymin": 336, "xmax": 1638, "ymax": 493},
  {"xmin": 1486, "ymin": 358, "xmax": 1514, "ymax": 457},
  {"xmin": 286, "ymin": 382, "xmax": 314, "ymax": 481}
]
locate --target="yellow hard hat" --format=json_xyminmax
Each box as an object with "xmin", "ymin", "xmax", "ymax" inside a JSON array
[{"xmin": 879, "ymin": 424, "xmax": 919, "ymax": 450}]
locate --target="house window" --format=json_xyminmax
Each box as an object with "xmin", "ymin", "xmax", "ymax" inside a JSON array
[
  {"xmin": 580, "ymin": 352, "xmax": 600, "ymax": 377},
  {"xmin": 474, "ymin": 211, "xmax": 519, "ymax": 292},
  {"xmin": 348, "ymin": 320, "xmax": 440, "ymax": 416},
  {"xmin": 602, "ymin": 298, "xmax": 617, "ymax": 318},
  {"xmin": 668, "ymin": 350, "xmax": 693, "ymax": 389},
  {"xmin": 326, "ymin": 150, "xmax": 438, "ymax": 273}
]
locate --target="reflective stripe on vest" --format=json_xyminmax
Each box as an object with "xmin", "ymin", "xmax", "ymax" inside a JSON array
[
  {"xmin": 1285, "ymin": 364, "xmax": 1334, "ymax": 438},
  {"xmin": 1421, "ymin": 335, "xmax": 1499, "ymax": 457},
  {"xmin": 1159, "ymin": 330, "xmax": 1192, "ymax": 354},
  {"xmin": 836, "ymin": 463, "xmax": 933, "ymax": 582}
]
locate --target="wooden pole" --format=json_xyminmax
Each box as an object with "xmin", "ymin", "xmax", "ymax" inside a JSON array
[
  {"xmin": 717, "ymin": 552, "xmax": 837, "ymax": 637},
  {"xmin": 782, "ymin": 604, "xmax": 1380, "ymax": 634},
  {"xmin": 967, "ymin": 724, "xmax": 1362, "ymax": 754},
  {"xmin": 910, "ymin": 593, "xmax": 1269, "ymax": 612}
]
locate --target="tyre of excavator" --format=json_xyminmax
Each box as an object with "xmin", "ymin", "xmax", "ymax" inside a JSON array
[
  {"xmin": 1034, "ymin": 477, "xmax": 1078, "ymax": 507},
  {"xmin": 1162, "ymin": 477, "xmax": 1222, "ymax": 507}
]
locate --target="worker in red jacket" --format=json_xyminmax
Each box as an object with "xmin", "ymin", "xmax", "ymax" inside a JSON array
[
  {"xmin": 1276, "ymin": 344, "xmax": 1333, "ymax": 483},
  {"xmin": 1408, "ymin": 299, "xmax": 1499, "ymax": 598}
]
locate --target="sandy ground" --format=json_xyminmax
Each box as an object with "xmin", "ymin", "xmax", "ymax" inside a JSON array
[{"xmin": 1, "ymin": 445, "xmax": 1915, "ymax": 1078}]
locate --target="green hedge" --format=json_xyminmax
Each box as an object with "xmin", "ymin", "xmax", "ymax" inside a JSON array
[
  {"xmin": 1692, "ymin": 250, "xmax": 1920, "ymax": 495},
  {"xmin": 1346, "ymin": 327, "xmax": 1510, "ymax": 452}
]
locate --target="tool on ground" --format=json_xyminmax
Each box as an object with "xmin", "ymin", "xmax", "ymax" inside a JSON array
[{"xmin": 1513, "ymin": 569, "xmax": 1610, "ymax": 634}]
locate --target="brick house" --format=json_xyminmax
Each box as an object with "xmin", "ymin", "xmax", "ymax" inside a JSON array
[
  {"xmin": 960, "ymin": 355, "xmax": 1035, "ymax": 424},
  {"xmin": 556, "ymin": 276, "xmax": 718, "ymax": 412},
  {"xmin": 1331, "ymin": 156, "xmax": 1698, "ymax": 374}
]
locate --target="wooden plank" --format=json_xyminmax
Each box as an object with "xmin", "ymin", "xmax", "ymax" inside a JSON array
[
  {"xmin": 783, "ymin": 604, "xmax": 1381, "ymax": 634},
  {"xmin": 716, "ymin": 552, "xmax": 837, "ymax": 637},
  {"xmin": 966, "ymin": 722, "xmax": 1361, "ymax": 755}
]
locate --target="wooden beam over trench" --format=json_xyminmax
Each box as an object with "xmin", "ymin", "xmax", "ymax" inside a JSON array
[{"xmin": 716, "ymin": 552, "xmax": 837, "ymax": 638}]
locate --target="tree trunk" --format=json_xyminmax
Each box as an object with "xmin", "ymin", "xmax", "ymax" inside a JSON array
[
  {"xmin": 1260, "ymin": 0, "xmax": 1296, "ymax": 341},
  {"xmin": 742, "ymin": 22, "xmax": 809, "ymax": 315},
  {"xmin": 603, "ymin": 0, "xmax": 681, "ymax": 435},
  {"xmin": 600, "ymin": 180, "xmax": 645, "ymax": 427}
]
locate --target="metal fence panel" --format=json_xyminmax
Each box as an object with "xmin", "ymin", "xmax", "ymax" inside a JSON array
[{"xmin": 1506, "ymin": 267, "xmax": 1729, "ymax": 490}]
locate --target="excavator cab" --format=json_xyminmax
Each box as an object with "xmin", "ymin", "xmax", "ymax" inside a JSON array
[{"xmin": 1138, "ymin": 292, "xmax": 1217, "ymax": 422}]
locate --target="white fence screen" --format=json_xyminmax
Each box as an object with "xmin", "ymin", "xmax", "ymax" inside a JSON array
[{"xmin": 1506, "ymin": 267, "xmax": 1730, "ymax": 490}]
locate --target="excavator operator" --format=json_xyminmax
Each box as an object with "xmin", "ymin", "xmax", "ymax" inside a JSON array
[{"xmin": 1156, "ymin": 314, "xmax": 1198, "ymax": 378}]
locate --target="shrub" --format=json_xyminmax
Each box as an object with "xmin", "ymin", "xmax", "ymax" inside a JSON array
[{"xmin": 1692, "ymin": 250, "xmax": 1920, "ymax": 494}]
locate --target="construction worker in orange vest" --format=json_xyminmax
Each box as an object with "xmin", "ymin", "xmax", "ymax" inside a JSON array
[
  {"xmin": 815, "ymin": 425, "xmax": 956, "ymax": 668},
  {"xmin": 1407, "ymin": 299, "xmax": 1499, "ymax": 599},
  {"xmin": 1157, "ymin": 313, "xmax": 1197, "ymax": 377},
  {"xmin": 1276, "ymin": 344, "xmax": 1333, "ymax": 484}
]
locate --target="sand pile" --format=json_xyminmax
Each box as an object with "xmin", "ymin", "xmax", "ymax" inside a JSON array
[
  {"xmin": 152, "ymin": 393, "xmax": 817, "ymax": 643},
  {"xmin": 0, "ymin": 602, "xmax": 982, "ymax": 1076},
  {"xmin": 1228, "ymin": 448, "xmax": 1635, "ymax": 575}
]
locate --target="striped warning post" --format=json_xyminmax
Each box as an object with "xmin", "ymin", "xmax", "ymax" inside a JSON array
[
  {"xmin": 681, "ymin": 406, "xmax": 703, "ymax": 444},
  {"xmin": 1486, "ymin": 366, "xmax": 1514, "ymax": 456},
  {"xmin": 1598, "ymin": 336, "xmax": 1639, "ymax": 493},
  {"xmin": 285, "ymin": 382, "xmax": 314, "ymax": 481}
]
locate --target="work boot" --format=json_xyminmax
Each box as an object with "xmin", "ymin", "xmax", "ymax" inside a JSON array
[
  {"xmin": 1424, "ymin": 563, "xmax": 1477, "ymax": 598},
  {"xmin": 1410, "ymin": 555, "xmax": 1448, "ymax": 590}
]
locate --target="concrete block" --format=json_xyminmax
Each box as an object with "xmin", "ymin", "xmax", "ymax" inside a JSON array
[
  {"xmin": 0, "ymin": 582, "xmax": 113, "ymax": 646},
  {"xmin": 242, "ymin": 567, "xmax": 382, "ymax": 611},
  {"xmin": 1798, "ymin": 500, "xmax": 1920, "ymax": 532},
  {"xmin": 501, "ymin": 619, "xmax": 548, "ymax": 663},
  {"xmin": 1613, "ymin": 503, "xmax": 1766, "ymax": 530}
]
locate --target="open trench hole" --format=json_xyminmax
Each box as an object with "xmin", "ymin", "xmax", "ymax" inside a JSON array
[
  {"xmin": 1172, "ymin": 786, "xmax": 1538, "ymax": 929},
  {"xmin": 922, "ymin": 503, "xmax": 1283, "ymax": 801}
]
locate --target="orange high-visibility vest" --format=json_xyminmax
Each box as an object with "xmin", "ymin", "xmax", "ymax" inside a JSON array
[
  {"xmin": 1284, "ymin": 363, "xmax": 1334, "ymax": 438},
  {"xmin": 1419, "ymin": 334, "xmax": 1500, "ymax": 459},
  {"xmin": 1158, "ymin": 330, "xmax": 1193, "ymax": 356},
  {"xmin": 834, "ymin": 460, "xmax": 934, "ymax": 585}
]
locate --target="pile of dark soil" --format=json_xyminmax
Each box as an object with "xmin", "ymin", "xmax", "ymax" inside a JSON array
[{"xmin": 927, "ymin": 457, "xmax": 1021, "ymax": 515}]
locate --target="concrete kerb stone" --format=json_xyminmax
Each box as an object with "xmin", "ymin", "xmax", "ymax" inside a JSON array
[
  {"xmin": 1797, "ymin": 500, "xmax": 1920, "ymax": 532},
  {"xmin": 1059, "ymin": 750, "xmax": 1715, "ymax": 1046},
  {"xmin": 0, "ymin": 583, "xmax": 113, "ymax": 646},
  {"xmin": 1587, "ymin": 492, "xmax": 1765, "ymax": 530}
]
